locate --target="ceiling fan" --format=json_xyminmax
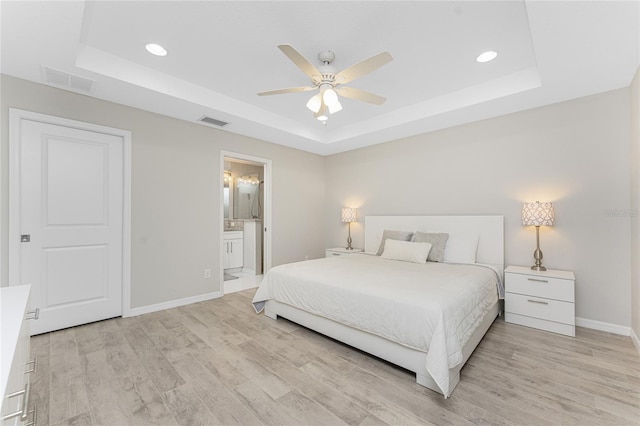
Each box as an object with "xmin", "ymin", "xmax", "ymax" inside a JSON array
[{"xmin": 258, "ymin": 44, "xmax": 393, "ymax": 122}]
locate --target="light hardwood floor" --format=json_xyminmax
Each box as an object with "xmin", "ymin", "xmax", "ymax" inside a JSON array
[{"xmin": 30, "ymin": 289, "xmax": 639, "ymax": 426}]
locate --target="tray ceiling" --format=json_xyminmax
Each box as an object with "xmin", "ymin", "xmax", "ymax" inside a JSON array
[{"xmin": 2, "ymin": 1, "xmax": 638, "ymax": 155}]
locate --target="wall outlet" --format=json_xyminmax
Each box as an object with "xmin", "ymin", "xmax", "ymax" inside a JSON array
[{"xmin": 204, "ymin": 268, "xmax": 212, "ymax": 279}]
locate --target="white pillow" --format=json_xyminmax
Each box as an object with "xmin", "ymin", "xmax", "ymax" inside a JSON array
[
  {"xmin": 381, "ymin": 239, "xmax": 432, "ymax": 264},
  {"xmin": 376, "ymin": 229, "xmax": 414, "ymax": 255},
  {"xmin": 443, "ymin": 233, "xmax": 479, "ymax": 264}
]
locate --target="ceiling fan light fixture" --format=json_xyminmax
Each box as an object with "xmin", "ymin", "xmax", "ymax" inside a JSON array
[
  {"xmin": 306, "ymin": 93, "xmax": 322, "ymax": 113},
  {"xmin": 321, "ymin": 87, "xmax": 342, "ymax": 114},
  {"xmin": 327, "ymin": 98, "xmax": 342, "ymax": 114},
  {"xmin": 314, "ymin": 100, "xmax": 329, "ymax": 121},
  {"xmin": 476, "ymin": 50, "xmax": 497, "ymax": 63},
  {"xmin": 257, "ymin": 45, "xmax": 393, "ymax": 121},
  {"xmin": 322, "ymin": 87, "xmax": 340, "ymax": 108}
]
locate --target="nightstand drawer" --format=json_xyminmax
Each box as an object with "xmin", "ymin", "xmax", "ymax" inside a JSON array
[
  {"xmin": 504, "ymin": 313, "xmax": 575, "ymax": 337},
  {"xmin": 325, "ymin": 248, "xmax": 363, "ymax": 257},
  {"xmin": 505, "ymin": 292, "xmax": 575, "ymax": 325},
  {"xmin": 506, "ymin": 273, "xmax": 574, "ymax": 302},
  {"xmin": 326, "ymin": 251, "xmax": 344, "ymax": 257}
]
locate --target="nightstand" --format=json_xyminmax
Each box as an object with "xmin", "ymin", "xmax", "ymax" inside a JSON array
[
  {"xmin": 325, "ymin": 247, "xmax": 364, "ymax": 258},
  {"xmin": 504, "ymin": 265, "xmax": 576, "ymax": 337}
]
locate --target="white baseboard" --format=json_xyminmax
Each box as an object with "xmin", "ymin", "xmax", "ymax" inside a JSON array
[
  {"xmin": 575, "ymin": 317, "xmax": 631, "ymax": 336},
  {"xmin": 632, "ymin": 328, "xmax": 640, "ymax": 353},
  {"xmin": 124, "ymin": 290, "xmax": 222, "ymax": 318}
]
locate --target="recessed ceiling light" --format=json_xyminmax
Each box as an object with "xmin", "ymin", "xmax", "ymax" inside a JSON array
[
  {"xmin": 476, "ymin": 51, "xmax": 497, "ymax": 63},
  {"xmin": 145, "ymin": 43, "xmax": 167, "ymax": 57}
]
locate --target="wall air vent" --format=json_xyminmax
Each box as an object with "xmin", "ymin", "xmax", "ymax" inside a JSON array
[
  {"xmin": 41, "ymin": 66, "xmax": 96, "ymax": 94},
  {"xmin": 198, "ymin": 116, "xmax": 229, "ymax": 127}
]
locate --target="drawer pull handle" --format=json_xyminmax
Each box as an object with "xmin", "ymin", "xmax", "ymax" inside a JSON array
[
  {"xmin": 527, "ymin": 278, "xmax": 549, "ymax": 283},
  {"xmin": 527, "ymin": 299, "xmax": 549, "ymax": 305},
  {"xmin": 332, "ymin": 253, "xmax": 340, "ymax": 256},
  {"xmin": 2, "ymin": 381, "xmax": 31, "ymax": 421},
  {"xmin": 25, "ymin": 356, "xmax": 37, "ymax": 374},
  {"xmin": 25, "ymin": 308, "xmax": 39, "ymax": 320}
]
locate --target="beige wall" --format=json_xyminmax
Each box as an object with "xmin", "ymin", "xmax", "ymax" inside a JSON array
[
  {"xmin": 631, "ymin": 65, "xmax": 640, "ymax": 341},
  {"xmin": 1, "ymin": 75, "xmax": 326, "ymax": 308},
  {"xmin": 2, "ymin": 74, "xmax": 635, "ymax": 329},
  {"xmin": 325, "ymin": 88, "xmax": 632, "ymax": 327}
]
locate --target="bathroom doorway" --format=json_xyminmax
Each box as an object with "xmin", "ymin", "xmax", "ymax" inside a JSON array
[{"xmin": 220, "ymin": 151, "xmax": 271, "ymax": 294}]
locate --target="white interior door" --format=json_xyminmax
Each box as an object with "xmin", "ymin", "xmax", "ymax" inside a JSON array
[{"xmin": 16, "ymin": 118, "xmax": 125, "ymax": 335}]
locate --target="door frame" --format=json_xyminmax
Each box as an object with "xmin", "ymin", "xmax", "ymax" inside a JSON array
[
  {"xmin": 8, "ymin": 108, "xmax": 133, "ymax": 316},
  {"xmin": 220, "ymin": 150, "xmax": 272, "ymax": 291}
]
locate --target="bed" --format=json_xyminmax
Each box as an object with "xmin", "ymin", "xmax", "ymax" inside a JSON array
[{"xmin": 252, "ymin": 215, "xmax": 504, "ymax": 397}]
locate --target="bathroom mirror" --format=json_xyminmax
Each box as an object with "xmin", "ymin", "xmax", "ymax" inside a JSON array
[
  {"xmin": 223, "ymin": 160, "xmax": 264, "ymax": 220},
  {"xmin": 234, "ymin": 174, "xmax": 262, "ymax": 219}
]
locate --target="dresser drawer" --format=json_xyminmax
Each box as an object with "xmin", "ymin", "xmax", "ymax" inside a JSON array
[
  {"xmin": 506, "ymin": 272, "xmax": 574, "ymax": 302},
  {"xmin": 505, "ymin": 292, "xmax": 575, "ymax": 325},
  {"xmin": 1, "ymin": 285, "xmax": 33, "ymax": 426}
]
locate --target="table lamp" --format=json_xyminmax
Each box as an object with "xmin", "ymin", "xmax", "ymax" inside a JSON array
[
  {"xmin": 522, "ymin": 201, "xmax": 555, "ymax": 271},
  {"xmin": 341, "ymin": 207, "xmax": 357, "ymax": 250}
]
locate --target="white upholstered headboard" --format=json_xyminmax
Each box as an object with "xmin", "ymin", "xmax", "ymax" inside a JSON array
[{"xmin": 364, "ymin": 215, "xmax": 504, "ymax": 273}]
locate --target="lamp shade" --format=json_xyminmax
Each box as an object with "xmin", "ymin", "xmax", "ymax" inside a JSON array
[
  {"xmin": 522, "ymin": 202, "xmax": 554, "ymax": 226},
  {"xmin": 341, "ymin": 207, "xmax": 357, "ymax": 223}
]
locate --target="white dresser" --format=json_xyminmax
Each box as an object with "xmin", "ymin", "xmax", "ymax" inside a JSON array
[
  {"xmin": 504, "ymin": 265, "xmax": 575, "ymax": 337},
  {"xmin": 1, "ymin": 285, "xmax": 37, "ymax": 426}
]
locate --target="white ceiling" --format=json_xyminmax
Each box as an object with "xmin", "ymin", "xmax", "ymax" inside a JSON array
[{"xmin": 2, "ymin": 1, "xmax": 638, "ymax": 155}]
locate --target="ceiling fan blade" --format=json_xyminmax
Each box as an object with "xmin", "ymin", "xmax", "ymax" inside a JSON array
[
  {"xmin": 257, "ymin": 86, "xmax": 316, "ymax": 96},
  {"xmin": 278, "ymin": 44, "xmax": 321, "ymax": 80},
  {"xmin": 335, "ymin": 52, "xmax": 393, "ymax": 84},
  {"xmin": 335, "ymin": 86, "xmax": 387, "ymax": 105}
]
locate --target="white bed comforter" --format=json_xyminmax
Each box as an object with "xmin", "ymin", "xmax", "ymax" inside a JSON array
[{"xmin": 252, "ymin": 254, "xmax": 500, "ymax": 396}]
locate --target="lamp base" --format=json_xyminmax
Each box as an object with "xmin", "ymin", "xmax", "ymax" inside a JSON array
[{"xmin": 530, "ymin": 227, "xmax": 547, "ymax": 272}]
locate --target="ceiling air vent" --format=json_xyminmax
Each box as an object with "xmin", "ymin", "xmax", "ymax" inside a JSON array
[
  {"xmin": 198, "ymin": 116, "xmax": 229, "ymax": 127},
  {"xmin": 41, "ymin": 66, "xmax": 96, "ymax": 94}
]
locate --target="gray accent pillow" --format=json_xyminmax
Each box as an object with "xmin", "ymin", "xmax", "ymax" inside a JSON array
[
  {"xmin": 412, "ymin": 232, "xmax": 449, "ymax": 262},
  {"xmin": 376, "ymin": 230, "xmax": 414, "ymax": 256}
]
